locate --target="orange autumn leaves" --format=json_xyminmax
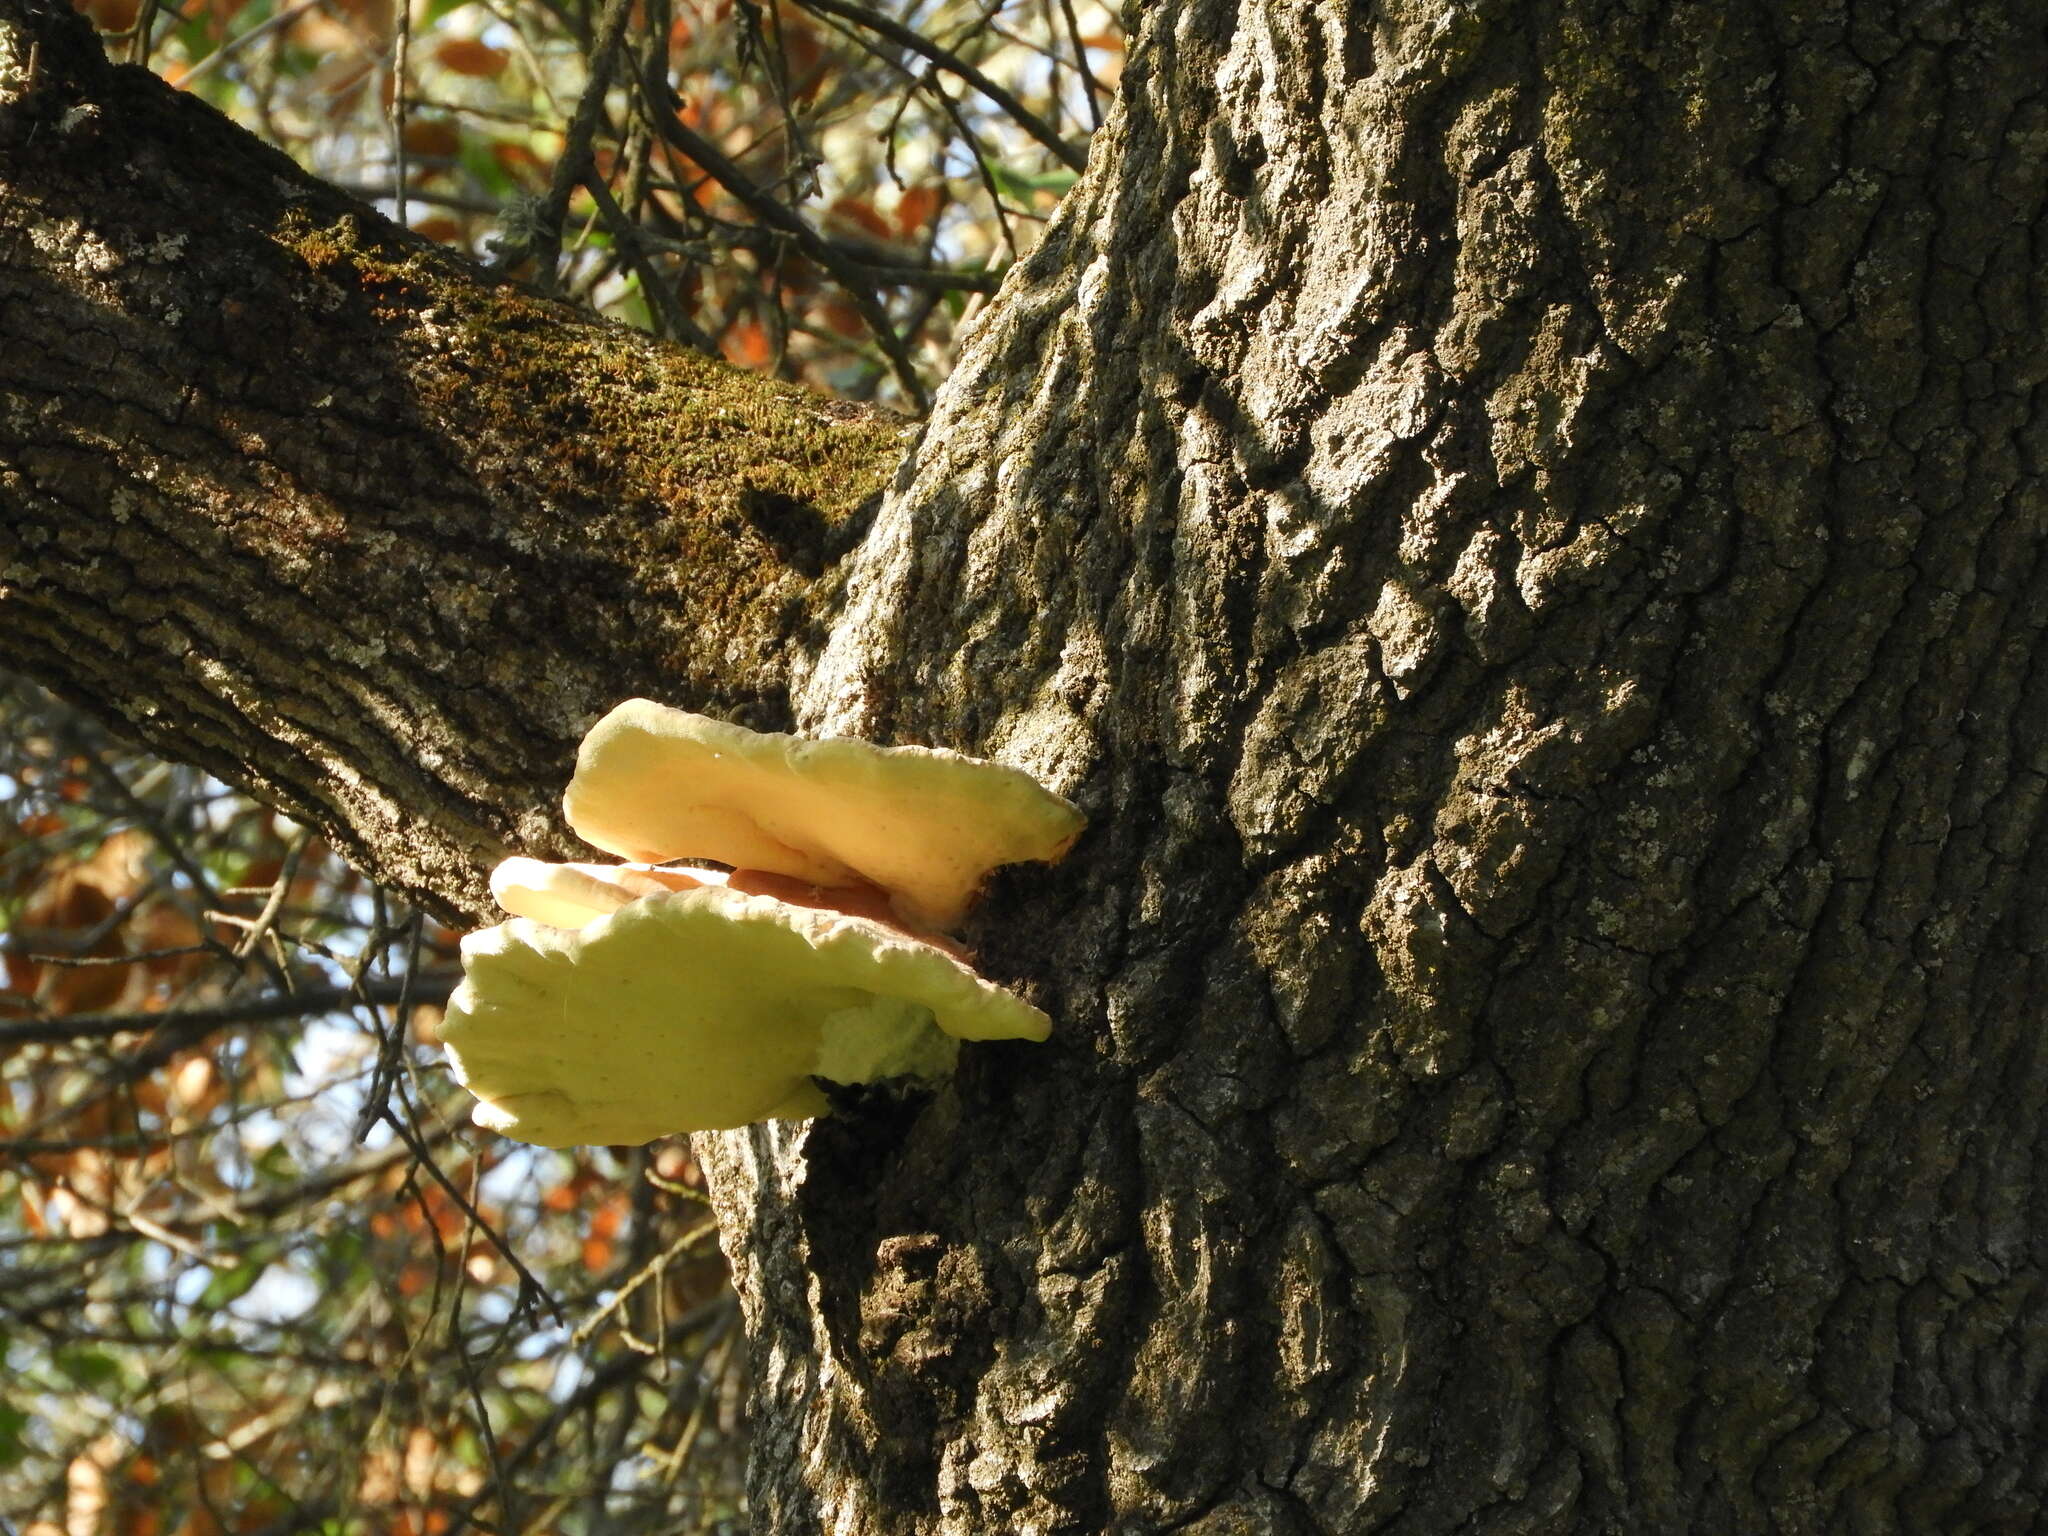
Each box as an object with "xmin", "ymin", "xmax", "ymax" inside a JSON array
[
  {"xmin": 434, "ymin": 36, "xmax": 508, "ymax": 77},
  {"xmin": 4, "ymin": 827, "xmax": 212, "ymax": 1019},
  {"xmin": 68, "ymin": 0, "xmax": 1111, "ymax": 409},
  {"xmin": 12, "ymin": 1057, "xmax": 226, "ymax": 1242},
  {"xmin": 29, "ymin": 1409, "xmax": 483, "ymax": 1536},
  {"xmin": 3, "ymin": 805, "xmax": 350, "ymax": 1026},
  {"xmin": 2, "ymin": 785, "xmax": 360, "ymax": 1247}
]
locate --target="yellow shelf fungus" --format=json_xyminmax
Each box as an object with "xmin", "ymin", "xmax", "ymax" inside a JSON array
[{"xmin": 437, "ymin": 703, "xmax": 1084, "ymax": 1147}]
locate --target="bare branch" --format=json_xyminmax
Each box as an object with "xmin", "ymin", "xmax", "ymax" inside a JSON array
[
  {"xmin": 0, "ymin": 976, "xmax": 457, "ymax": 1049},
  {"xmin": 792, "ymin": 0, "xmax": 1087, "ymax": 172}
]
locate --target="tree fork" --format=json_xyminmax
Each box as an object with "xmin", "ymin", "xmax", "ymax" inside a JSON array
[
  {"xmin": 7, "ymin": 0, "xmax": 2048, "ymax": 1532},
  {"xmin": 0, "ymin": 0, "xmax": 906, "ymax": 919}
]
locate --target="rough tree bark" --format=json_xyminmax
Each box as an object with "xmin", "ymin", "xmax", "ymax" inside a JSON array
[{"xmin": 6, "ymin": 0, "xmax": 2047, "ymax": 1532}]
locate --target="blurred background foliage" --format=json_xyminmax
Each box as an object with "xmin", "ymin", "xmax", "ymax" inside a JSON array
[
  {"xmin": 3, "ymin": 0, "xmax": 1113, "ymax": 1522},
  {"xmin": 80, "ymin": 0, "xmax": 1117, "ymax": 408},
  {"xmin": 3, "ymin": 677, "xmax": 744, "ymax": 1533}
]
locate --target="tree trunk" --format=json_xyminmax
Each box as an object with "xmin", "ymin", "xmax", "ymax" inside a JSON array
[
  {"xmin": 8, "ymin": 0, "xmax": 2048, "ymax": 1532},
  {"xmin": 708, "ymin": 1, "xmax": 2048, "ymax": 1531}
]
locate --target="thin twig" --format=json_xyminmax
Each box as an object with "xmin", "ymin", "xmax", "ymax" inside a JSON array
[
  {"xmin": 439, "ymin": 1350, "xmax": 647, "ymax": 1536},
  {"xmin": 791, "ymin": 0, "xmax": 1086, "ymax": 172},
  {"xmin": 581, "ymin": 168, "xmax": 720, "ymax": 354},
  {"xmin": 925, "ymin": 66, "xmax": 1021, "ymax": 258},
  {"xmin": 569, "ymin": 1218, "xmax": 718, "ymax": 1348},
  {"xmin": 509, "ymin": 0, "xmax": 638, "ymax": 289},
  {"xmin": 176, "ymin": 0, "xmax": 327, "ymax": 86},
  {"xmin": 71, "ymin": 743, "xmax": 257, "ymax": 984},
  {"xmin": 353, "ymin": 908, "xmax": 424, "ymax": 1142},
  {"xmin": 231, "ymin": 826, "xmax": 313, "ymax": 963},
  {"xmin": 17, "ymin": 941, "xmax": 215, "ymax": 969},
  {"xmin": 1056, "ymin": 0, "xmax": 1107, "ymax": 128},
  {"xmin": 0, "ymin": 976, "xmax": 456, "ymax": 1049},
  {"xmin": 390, "ymin": 0, "xmax": 413, "ymax": 228},
  {"xmin": 127, "ymin": 0, "xmax": 162, "ymax": 65},
  {"xmin": 633, "ymin": 213, "xmax": 1002, "ymax": 292},
  {"xmin": 377, "ymin": 1103, "xmax": 564, "ymax": 1327},
  {"xmin": 644, "ymin": 75, "xmax": 931, "ymax": 410}
]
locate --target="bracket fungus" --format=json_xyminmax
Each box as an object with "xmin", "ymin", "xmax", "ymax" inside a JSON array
[
  {"xmin": 437, "ymin": 703, "xmax": 1085, "ymax": 1148},
  {"xmin": 563, "ymin": 698, "xmax": 1085, "ymax": 931}
]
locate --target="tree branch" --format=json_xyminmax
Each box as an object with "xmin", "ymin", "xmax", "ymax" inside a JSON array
[
  {"xmin": 643, "ymin": 70, "xmax": 933, "ymax": 411},
  {"xmin": 0, "ymin": 0, "xmax": 909, "ymax": 921},
  {"xmin": 0, "ymin": 975, "xmax": 458, "ymax": 1048},
  {"xmin": 791, "ymin": 0, "xmax": 1087, "ymax": 173}
]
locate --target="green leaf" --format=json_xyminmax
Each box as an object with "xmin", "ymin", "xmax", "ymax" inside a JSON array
[
  {"xmin": 199, "ymin": 1257, "xmax": 269, "ymax": 1310},
  {"xmin": 0, "ymin": 1402, "xmax": 27, "ymax": 1469},
  {"xmin": 322, "ymin": 1225, "xmax": 366, "ymax": 1272},
  {"xmin": 53, "ymin": 1346, "xmax": 120, "ymax": 1389},
  {"xmin": 251, "ymin": 1142, "xmax": 298, "ymax": 1183},
  {"xmin": 462, "ymin": 139, "xmax": 522, "ymax": 201},
  {"xmin": 983, "ymin": 160, "xmax": 1080, "ymax": 201}
]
